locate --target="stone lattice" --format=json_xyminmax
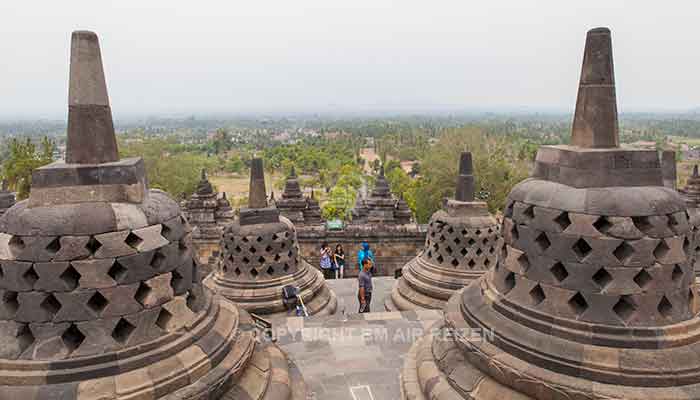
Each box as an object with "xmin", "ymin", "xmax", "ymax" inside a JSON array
[
  {"xmin": 681, "ymin": 165, "xmax": 700, "ymax": 285},
  {"xmin": 401, "ymin": 27, "xmax": 700, "ymax": 400},
  {"xmin": 0, "ymin": 30, "xmax": 306, "ymax": 399},
  {"xmin": 387, "ymin": 152, "xmax": 502, "ymax": 310},
  {"xmin": 205, "ymin": 158, "xmax": 337, "ymax": 317}
]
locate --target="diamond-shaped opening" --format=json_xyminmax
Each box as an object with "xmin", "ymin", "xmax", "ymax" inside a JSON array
[
  {"xmin": 613, "ymin": 295, "xmax": 636, "ymax": 322},
  {"xmin": 87, "ymin": 291, "xmax": 108, "ymax": 314},
  {"xmin": 125, "ymin": 232, "xmax": 143, "ymax": 250},
  {"xmin": 274, "ymin": 253, "xmax": 282, "ymax": 262},
  {"xmin": 258, "ymin": 256, "xmax": 266, "ymax": 264},
  {"xmin": 23, "ymin": 266, "xmax": 39, "ymax": 287},
  {"xmin": 592, "ymin": 216, "xmax": 612, "ymax": 234},
  {"xmin": 112, "ymin": 318, "xmax": 135, "ymax": 344},
  {"xmin": 484, "ymin": 258, "xmax": 491, "ymax": 267},
  {"xmin": 522, "ymin": 205, "xmax": 535, "ymax": 220},
  {"xmin": 436, "ymin": 255, "xmax": 444, "ymax": 263},
  {"xmin": 171, "ymin": 270, "xmax": 184, "ymax": 291},
  {"xmin": 517, "ymin": 253, "xmax": 530, "ymax": 271},
  {"xmin": 534, "ymin": 232, "xmax": 551, "ymax": 252},
  {"xmin": 489, "ymin": 246, "xmax": 496, "ymax": 254},
  {"xmin": 108, "ymin": 261, "xmax": 128, "ymax": 283},
  {"xmin": 0, "ymin": 263, "xmax": 4, "ymax": 279},
  {"xmin": 668, "ymin": 213, "xmax": 682, "ymax": 231},
  {"xmin": 256, "ymin": 236, "xmax": 263, "ymax": 242},
  {"xmin": 672, "ymin": 264, "xmax": 684, "ymax": 282},
  {"xmin": 468, "ymin": 238, "xmax": 476, "ymax": 246},
  {"xmin": 265, "ymin": 245, "xmax": 273, "ymax": 252},
  {"xmin": 427, "ymin": 251, "xmax": 432, "ymax": 258},
  {"xmin": 281, "ymin": 242, "xmax": 287, "ymax": 249},
  {"xmin": 453, "ymin": 237, "xmax": 461, "ymax": 245},
  {"xmin": 447, "ymin": 227, "xmax": 454, "ymax": 234},
  {"xmin": 242, "ymin": 257, "xmax": 250, "ymax": 264},
  {"xmin": 249, "ymin": 246, "xmax": 257, "ymax": 254},
  {"xmin": 689, "ymin": 289, "xmax": 696, "ymax": 314},
  {"xmin": 242, "ymin": 236, "xmax": 249, "ymax": 243},
  {"xmin": 550, "ymin": 262, "xmax": 569, "ymax": 283},
  {"xmin": 287, "ymin": 250, "xmax": 293, "ymax": 258},
  {"xmin": 3, "ymin": 291, "xmax": 18, "ymax": 314},
  {"xmin": 460, "ymin": 248, "xmax": 468, "ymax": 256},
  {"xmin": 632, "ymin": 216, "xmax": 652, "ymax": 234},
  {"xmin": 85, "ymin": 236, "xmax": 102, "ymax": 254},
  {"xmin": 592, "ymin": 267, "xmax": 613, "ymax": 290},
  {"xmin": 17, "ymin": 324, "xmax": 34, "ymax": 353},
  {"xmin": 160, "ymin": 224, "xmax": 172, "ymax": 240},
  {"xmin": 250, "ymin": 268, "xmax": 259, "ymax": 278},
  {"xmin": 445, "ymin": 246, "xmax": 453, "ymax": 254},
  {"xmin": 266, "ymin": 266, "xmax": 275, "ymax": 275},
  {"xmin": 451, "ymin": 258, "xmax": 459, "ymax": 267},
  {"xmin": 612, "ymin": 241, "xmax": 634, "ymax": 264},
  {"xmin": 568, "ymin": 292, "xmax": 588, "ymax": 316},
  {"xmin": 45, "ymin": 237, "xmax": 61, "ymax": 254},
  {"xmin": 633, "ymin": 269, "xmax": 653, "ymax": 289},
  {"xmin": 155, "ymin": 308, "xmax": 173, "ymax": 331},
  {"xmin": 653, "ymin": 240, "xmax": 670, "ymax": 260},
  {"xmin": 503, "ymin": 272, "xmax": 516, "ymax": 294},
  {"xmin": 59, "ymin": 265, "xmax": 81, "ymax": 290},
  {"xmin": 9, "ymin": 236, "xmax": 25, "ymax": 252},
  {"xmin": 283, "ymin": 263, "xmax": 290, "ymax": 272},
  {"xmin": 439, "ymin": 235, "xmax": 446, "ymax": 242},
  {"xmin": 234, "ymin": 267, "xmax": 241, "ymax": 275},
  {"xmin": 554, "ymin": 212, "xmax": 572, "ymax": 231},
  {"xmin": 134, "ymin": 282, "xmax": 151, "ymax": 306},
  {"xmin": 658, "ymin": 296, "xmax": 673, "ymax": 319},
  {"xmin": 476, "ymin": 229, "xmax": 482, "ymax": 236},
  {"xmin": 476, "ymin": 248, "xmax": 483, "ymax": 256},
  {"xmin": 468, "ymin": 259, "xmax": 476, "ymax": 269},
  {"xmin": 529, "ymin": 284, "xmax": 546, "ymax": 306},
  {"xmin": 234, "ymin": 245, "xmax": 242, "ymax": 253},
  {"xmin": 151, "ymin": 251, "xmax": 166, "ymax": 270},
  {"xmin": 461, "ymin": 229, "xmax": 468, "ymax": 236},
  {"xmin": 284, "ymin": 232, "xmax": 290, "ymax": 239},
  {"xmin": 684, "ymin": 237, "xmax": 691, "ymax": 254},
  {"xmin": 61, "ymin": 324, "xmax": 85, "ymax": 353},
  {"xmin": 571, "ymin": 238, "xmax": 592, "ymax": 260}
]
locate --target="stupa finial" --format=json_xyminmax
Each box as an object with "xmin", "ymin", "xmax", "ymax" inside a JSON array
[
  {"xmin": 248, "ymin": 158, "xmax": 268, "ymax": 208},
  {"xmin": 571, "ymin": 27, "xmax": 619, "ymax": 148},
  {"xmin": 455, "ymin": 152, "xmax": 475, "ymax": 202},
  {"xmin": 66, "ymin": 31, "xmax": 119, "ymax": 164},
  {"xmin": 290, "ymin": 165, "xmax": 297, "ymax": 178}
]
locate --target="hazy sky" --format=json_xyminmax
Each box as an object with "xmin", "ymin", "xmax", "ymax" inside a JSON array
[{"xmin": 1, "ymin": 1, "xmax": 699, "ymax": 118}]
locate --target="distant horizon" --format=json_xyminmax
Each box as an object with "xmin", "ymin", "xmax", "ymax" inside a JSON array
[{"xmin": 2, "ymin": 1, "xmax": 700, "ymax": 119}]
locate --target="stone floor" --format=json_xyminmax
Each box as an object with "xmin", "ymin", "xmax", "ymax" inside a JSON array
[
  {"xmin": 271, "ymin": 277, "xmax": 443, "ymax": 400},
  {"xmin": 324, "ymin": 276, "xmax": 396, "ymax": 314}
]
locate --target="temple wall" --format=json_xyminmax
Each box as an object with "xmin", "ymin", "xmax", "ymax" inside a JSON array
[{"xmin": 297, "ymin": 225, "xmax": 427, "ymax": 277}]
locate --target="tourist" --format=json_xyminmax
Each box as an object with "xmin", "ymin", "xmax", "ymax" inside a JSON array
[
  {"xmin": 333, "ymin": 244, "xmax": 345, "ymax": 279},
  {"xmin": 357, "ymin": 242, "xmax": 375, "ymax": 274},
  {"xmin": 320, "ymin": 242, "xmax": 334, "ymax": 279},
  {"xmin": 358, "ymin": 257, "xmax": 373, "ymax": 313}
]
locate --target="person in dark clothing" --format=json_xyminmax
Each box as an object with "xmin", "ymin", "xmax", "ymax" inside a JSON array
[
  {"xmin": 358, "ymin": 257, "xmax": 373, "ymax": 313},
  {"xmin": 320, "ymin": 242, "xmax": 334, "ymax": 280},
  {"xmin": 333, "ymin": 244, "xmax": 345, "ymax": 279}
]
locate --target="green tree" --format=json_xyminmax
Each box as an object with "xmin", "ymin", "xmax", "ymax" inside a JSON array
[{"xmin": 3, "ymin": 137, "xmax": 55, "ymax": 199}]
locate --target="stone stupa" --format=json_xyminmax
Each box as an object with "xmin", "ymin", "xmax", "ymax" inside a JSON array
[
  {"xmin": 276, "ymin": 166, "xmax": 322, "ymax": 226},
  {"xmin": 682, "ymin": 165, "xmax": 700, "ymax": 284},
  {"xmin": 205, "ymin": 158, "xmax": 337, "ymax": 317},
  {"xmin": 183, "ymin": 169, "xmax": 233, "ymax": 268},
  {"xmin": 401, "ymin": 27, "xmax": 700, "ymax": 400},
  {"xmin": 0, "ymin": 180, "xmax": 16, "ymax": 218},
  {"xmin": 386, "ymin": 152, "xmax": 502, "ymax": 310},
  {"xmin": 0, "ymin": 31, "xmax": 305, "ymax": 399},
  {"xmin": 352, "ymin": 165, "xmax": 412, "ymax": 224}
]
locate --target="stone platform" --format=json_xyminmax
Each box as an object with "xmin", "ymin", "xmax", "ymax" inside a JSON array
[{"xmin": 273, "ymin": 303, "xmax": 442, "ymax": 400}]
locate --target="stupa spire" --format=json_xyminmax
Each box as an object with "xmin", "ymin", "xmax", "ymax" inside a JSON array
[
  {"xmin": 455, "ymin": 152, "xmax": 475, "ymax": 202},
  {"xmin": 66, "ymin": 31, "xmax": 119, "ymax": 164},
  {"xmin": 571, "ymin": 27, "xmax": 619, "ymax": 148},
  {"xmin": 248, "ymin": 157, "xmax": 268, "ymax": 208},
  {"xmin": 290, "ymin": 165, "xmax": 297, "ymax": 178}
]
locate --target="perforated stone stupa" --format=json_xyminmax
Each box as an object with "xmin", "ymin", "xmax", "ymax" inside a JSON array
[
  {"xmin": 401, "ymin": 27, "xmax": 700, "ymax": 400},
  {"xmin": 0, "ymin": 31, "xmax": 305, "ymax": 399},
  {"xmin": 352, "ymin": 165, "xmax": 412, "ymax": 225},
  {"xmin": 276, "ymin": 167, "xmax": 323, "ymax": 226},
  {"xmin": 205, "ymin": 158, "xmax": 337, "ymax": 317},
  {"xmin": 183, "ymin": 169, "xmax": 234, "ymax": 267},
  {"xmin": 682, "ymin": 165, "xmax": 700, "ymax": 283},
  {"xmin": 386, "ymin": 152, "xmax": 502, "ymax": 310},
  {"xmin": 0, "ymin": 181, "xmax": 15, "ymax": 217}
]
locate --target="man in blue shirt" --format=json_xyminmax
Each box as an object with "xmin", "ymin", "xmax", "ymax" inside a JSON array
[{"xmin": 357, "ymin": 242, "xmax": 375, "ymax": 273}]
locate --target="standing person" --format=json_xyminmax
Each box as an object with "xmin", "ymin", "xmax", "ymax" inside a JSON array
[
  {"xmin": 333, "ymin": 244, "xmax": 345, "ymax": 279},
  {"xmin": 357, "ymin": 242, "xmax": 375, "ymax": 274},
  {"xmin": 358, "ymin": 258, "xmax": 373, "ymax": 313},
  {"xmin": 320, "ymin": 242, "xmax": 334, "ymax": 280}
]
